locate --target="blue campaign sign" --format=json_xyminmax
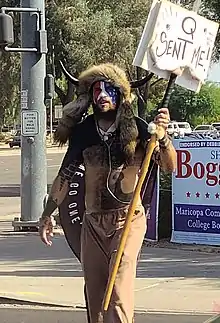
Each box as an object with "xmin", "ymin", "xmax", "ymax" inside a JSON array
[{"xmin": 171, "ymin": 139, "xmax": 220, "ymax": 246}]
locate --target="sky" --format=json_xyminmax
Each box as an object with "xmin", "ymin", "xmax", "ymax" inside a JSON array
[{"xmin": 207, "ymin": 63, "xmax": 220, "ymax": 83}]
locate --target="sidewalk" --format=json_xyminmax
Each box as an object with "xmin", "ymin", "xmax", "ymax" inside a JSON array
[{"xmin": 0, "ymin": 214, "xmax": 220, "ymax": 318}]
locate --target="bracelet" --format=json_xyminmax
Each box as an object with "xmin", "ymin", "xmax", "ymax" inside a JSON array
[{"xmin": 158, "ymin": 135, "xmax": 171, "ymax": 149}]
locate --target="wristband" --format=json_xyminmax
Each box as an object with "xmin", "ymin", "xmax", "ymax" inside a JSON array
[{"xmin": 158, "ymin": 135, "xmax": 171, "ymax": 149}]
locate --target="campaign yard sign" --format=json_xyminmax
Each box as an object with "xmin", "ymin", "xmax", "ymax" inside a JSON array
[
  {"xmin": 171, "ymin": 139, "xmax": 220, "ymax": 246},
  {"xmin": 133, "ymin": 0, "xmax": 219, "ymax": 92}
]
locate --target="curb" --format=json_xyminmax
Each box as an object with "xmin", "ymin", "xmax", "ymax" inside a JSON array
[
  {"xmin": 0, "ymin": 296, "xmax": 215, "ymax": 317},
  {"xmin": 0, "ymin": 296, "xmax": 75, "ymax": 309},
  {"xmin": 143, "ymin": 239, "xmax": 220, "ymax": 254}
]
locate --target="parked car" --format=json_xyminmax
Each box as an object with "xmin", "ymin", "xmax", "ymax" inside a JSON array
[
  {"xmin": 8, "ymin": 130, "xmax": 21, "ymax": 148},
  {"xmin": 167, "ymin": 122, "xmax": 179, "ymax": 136},
  {"xmin": 192, "ymin": 125, "xmax": 219, "ymax": 138},
  {"xmin": 176, "ymin": 122, "xmax": 192, "ymax": 135},
  {"xmin": 211, "ymin": 122, "xmax": 220, "ymax": 133},
  {"xmin": 211, "ymin": 122, "xmax": 220, "ymax": 129},
  {"xmin": 167, "ymin": 121, "xmax": 192, "ymax": 136},
  {"xmin": 193, "ymin": 124, "xmax": 217, "ymax": 133}
]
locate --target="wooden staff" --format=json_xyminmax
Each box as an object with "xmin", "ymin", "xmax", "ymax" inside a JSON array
[{"xmin": 103, "ymin": 72, "xmax": 177, "ymax": 312}]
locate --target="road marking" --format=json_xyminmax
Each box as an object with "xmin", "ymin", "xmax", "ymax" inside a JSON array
[
  {"xmin": 0, "ymin": 291, "xmax": 44, "ymax": 296},
  {"xmin": 134, "ymin": 283, "xmax": 159, "ymax": 292},
  {"xmin": 48, "ymin": 165, "xmax": 60, "ymax": 168},
  {"xmin": 16, "ymin": 291, "xmax": 44, "ymax": 296},
  {"xmin": 134, "ymin": 277, "xmax": 185, "ymax": 292}
]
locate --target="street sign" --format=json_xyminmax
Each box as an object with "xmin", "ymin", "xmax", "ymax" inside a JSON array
[
  {"xmin": 54, "ymin": 105, "xmax": 63, "ymax": 119},
  {"xmin": 21, "ymin": 110, "xmax": 39, "ymax": 136},
  {"xmin": 21, "ymin": 89, "xmax": 28, "ymax": 109}
]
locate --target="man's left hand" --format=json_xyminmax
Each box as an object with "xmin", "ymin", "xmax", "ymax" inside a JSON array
[
  {"xmin": 39, "ymin": 215, "xmax": 55, "ymax": 246},
  {"xmin": 154, "ymin": 108, "xmax": 170, "ymax": 129},
  {"xmin": 153, "ymin": 108, "xmax": 170, "ymax": 140}
]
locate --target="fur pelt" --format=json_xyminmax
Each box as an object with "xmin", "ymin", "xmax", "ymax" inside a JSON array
[{"xmin": 54, "ymin": 63, "xmax": 138, "ymax": 164}]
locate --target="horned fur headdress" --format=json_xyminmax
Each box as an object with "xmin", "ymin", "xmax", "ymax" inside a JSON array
[{"xmin": 54, "ymin": 62, "xmax": 152, "ymax": 163}]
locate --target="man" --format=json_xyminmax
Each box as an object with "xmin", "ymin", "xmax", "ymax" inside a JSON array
[{"xmin": 39, "ymin": 63, "xmax": 176, "ymax": 323}]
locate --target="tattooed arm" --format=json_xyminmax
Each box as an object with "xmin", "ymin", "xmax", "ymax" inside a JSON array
[
  {"xmin": 151, "ymin": 136, "xmax": 177, "ymax": 172},
  {"xmin": 39, "ymin": 129, "xmax": 84, "ymax": 245},
  {"xmin": 151, "ymin": 108, "xmax": 176, "ymax": 172}
]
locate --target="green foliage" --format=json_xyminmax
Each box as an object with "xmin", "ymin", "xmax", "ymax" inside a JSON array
[
  {"xmin": 0, "ymin": 132, "xmax": 5, "ymax": 141},
  {"xmin": 0, "ymin": 0, "xmax": 20, "ymax": 128},
  {"xmin": 0, "ymin": 51, "xmax": 20, "ymax": 128},
  {"xmin": 168, "ymin": 83, "xmax": 220, "ymax": 127},
  {"xmin": 45, "ymin": 0, "xmax": 153, "ymax": 104},
  {"xmin": 201, "ymin": 0, "xmax": 220, "ymax": 62},
  {"xmin": 1, "ymin": 0, "xmax": 220, "ymax": 126}
]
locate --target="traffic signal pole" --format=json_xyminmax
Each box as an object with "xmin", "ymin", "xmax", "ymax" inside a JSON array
[
  {"xmin": 18, "ymin": 0, "xmax": 47, "ymax": 229},
  {"xmin": 0, "ymin": 0, "xmax": 48, "ymax": 230}
]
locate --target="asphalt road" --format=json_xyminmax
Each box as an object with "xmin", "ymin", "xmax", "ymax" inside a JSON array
[
  {"xmin": 0, "ymin": 150, "xmax": 64, "ymax": 185},
  {"xmin": 0, "ymin": 306, "xmax": 212, "ymax": 323}
]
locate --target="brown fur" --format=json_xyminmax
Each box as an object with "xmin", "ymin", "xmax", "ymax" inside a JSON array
[
  {"xmin": 54, "ymin": 63, "xmax": 138, "ymax": 162},
  {"xmin": 54, "ymin": 95, "xmax": 90, "ymax": 145},
  {"xmin": 79, "ymin": 63, "xmax": 131, "ymax": 99}
]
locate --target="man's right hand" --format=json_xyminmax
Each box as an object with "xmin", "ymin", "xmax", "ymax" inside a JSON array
[{"xmin": 39, "ymin": 215, "xmax": 55, "ymax": 246}]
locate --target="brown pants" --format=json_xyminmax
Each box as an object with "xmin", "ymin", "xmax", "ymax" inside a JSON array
[{"xmin": 81, "ymin": 206, "xmax": 146, "ymax": 323}]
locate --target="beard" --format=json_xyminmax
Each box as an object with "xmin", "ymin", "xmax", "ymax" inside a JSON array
[{"xmin": 93, "ymin": 101, "xmax": 117, "ymax": 120}]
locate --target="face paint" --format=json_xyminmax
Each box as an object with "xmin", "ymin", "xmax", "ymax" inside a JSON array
[{"xmin": 93, "ymin": 81, "xmax": 118, "ymax": 107}]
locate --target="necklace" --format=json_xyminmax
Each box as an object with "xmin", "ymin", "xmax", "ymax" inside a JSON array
[{"xmin": 95, "ymin": 120, "xmax": 116, "ymax": 142}]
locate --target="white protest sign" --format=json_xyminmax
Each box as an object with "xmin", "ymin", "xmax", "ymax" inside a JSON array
[{"xmin": 133, "ymin": 0, "xmax": 219, "ymax": 92}]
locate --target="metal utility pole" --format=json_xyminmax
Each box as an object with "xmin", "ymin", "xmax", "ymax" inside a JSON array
[
  {"xmin": 49, "ymin": 98, "xmax": 53, "ymax": 142},
  {"xmin": 0, "ymin": 2, "xmax": 48, "ymax": 230},
  {"xmin": 19, "ymin": 0, "xmax": 47, "ymax": 228},
  {"xmin": 50, "ymin": 45, "xmax": 55, "ymax": 143},
  {"xmin": 0, "ymin": 1, "xmax": 48, "ymax": 230},
  {"xmin": 45, "ymin": 73, "xmax": 55, "ymax": 143}
]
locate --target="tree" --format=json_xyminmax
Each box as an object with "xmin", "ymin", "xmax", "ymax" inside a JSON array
[
  {"xmin": 0, "ymin": 52, "xmax": 20, "ymax": 128},
  {"xmin": 168, "ymin": 82, "xmax": 220, "ymax": 126},
  {"xmin": 202, "ymin": 0, "xmax": 220, "ymax": 62},
  {"xmin": 0, "ymin": 0, "xmax": 163, "ymax": 126},
  {"xmin": 0, "ymin": 0, "xmax": 20, "ymax": 129},
  {"xmin": 1, "ymin": 0, "xmax": 220, "ymax": 128},
  {"xmin": 45, "ymin": 0, "xmax": 160, "ymax": 110},
  {"xmin": 45, "ymin": 0, "xmax": 220, "ymax": 115}
]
